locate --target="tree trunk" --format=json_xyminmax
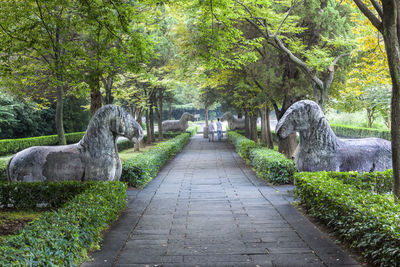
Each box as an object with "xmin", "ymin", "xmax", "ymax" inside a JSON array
[
  {"xmin": 146, "ymin": 109, "xmax": 152, "ymax": 145},
  {"xmin": 238, "ymin": 111, "xmax": 243, "ymax": 119},
  {"xmin": 260, "ymin": 107, "xmax": 267, "ymax": 145},
  {"xmin": 265, "ymin": 107, "xmax": 274, "ymax": 149},
  {"xmin": 90, "ymin": 75, "xmax": 102, "ymax": 117},
  {"xmin": 244, "ymin": 111, "xmax": 250, "ymax": 138},
  {"xmin": 102, "ymin": 76, "xmax": 114, "ymax": 105},
  {"xmin": 155, "ymin": 92, "xmax": 163, "ymax": 141},
  {"xmin": 135, "ymin": 109, "xmax": 143, "ymax": 151},
  {"xmin": 278, "ymin": 133, "xmax": 297, "ymax": 159},
  {"xmin": 381, "ymin": 0, "xmax": 400, "ymax": 200},
  {"xmin": 56, "ymin": 85, "xmax": 66, "ymax": 145},
  {"xmin": 205, "ymin": 106, "xmax": 209, "ymax": 126},
  {"xmin": 250, "ymin": 115, "xmax": 258, "ymax": 143},
  {"xmin": 149, "ymin": 104, "xmax": 155, "ymax": 142}
]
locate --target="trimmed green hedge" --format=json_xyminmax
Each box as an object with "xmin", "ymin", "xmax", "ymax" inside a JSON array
[
  {"xmin": 0, "ymin": 159, "xmax": 7, "ymax": 181},
  {"xmin": 328, "ymin": 170, "xmax": 393, "ymax": 194},
  {"xmin": 0, "ymin": 132, "xmax": 85, "ymax": 156},
  {"xmin": 295, "ymin": 172, "xmax": 400, "ymax": 266},
  {"xmin": 0, "ymin": 181, "xmax": 96, "ymax": 209},
  {"xmin": 227, "ymin": 131, "xmax": 258, "ymax": 159},
  {"xmin": 0, "ymin": 181, "xmax": 127, "ymax": 266},
  {"xmin": 249, "ymin": 148, "xmax": 296, "ymax": 184},
  {"xmin": 121, "ymin": 127, "xmax": 197, "ymax": 187},
  {"xmin": 330, "ymin": 124, "xmax": 391, "ymax": 140},
  {"xmin": 227, "ymin": 131, "xmax": 296, "ymax": 184}
]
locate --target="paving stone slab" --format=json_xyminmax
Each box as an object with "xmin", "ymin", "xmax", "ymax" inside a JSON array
[{"xmin": 83, "ymin": 135, "xmax": 360, "ymax": 267}]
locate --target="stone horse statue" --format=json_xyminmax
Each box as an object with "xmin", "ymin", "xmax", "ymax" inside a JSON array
[
  {"xmin": 162, "ymin": 112, "xmax": 194, "ymax": 132},
  {"xmin": 221, "ymin": 112, "xmax": 245, "ymax": 131},
  {"xmin": 8, "ymin": 105, "xmax": 144, "ymax": 182},
  {"xmin": 275, "ymin": 100, "xmax": 392, "ymax": 172}
]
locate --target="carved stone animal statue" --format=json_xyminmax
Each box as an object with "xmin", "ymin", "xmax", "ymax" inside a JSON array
[
  {"xmin": 221, "ymin": 112, "xmax": 245, "ymax": 130},
  {"xmin": 275, "ymin": 100, "xmax": 392, "ymax": 172},
  {"xmin": 8, "ymin": 105, "xmax": 144, "ymax": 182},
  {"xmin": 162, "ymin": 112, "xmax": 194, "ymax": 132}
]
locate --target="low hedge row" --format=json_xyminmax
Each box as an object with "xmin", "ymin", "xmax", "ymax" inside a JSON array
[
  {"xmin": 249, "ymin": 148, "xmax": 297, "ymax": 184},
  {"xmin": 330, "ymin": 124, "xmax": 391, "ymax": 140},
  {"xmin": 295, "ymin": 172, "xmax": 400, "ymax": 266},
  {"xmin": 0, "ymin": 181, "xmax": 127, "ymax": 266},
  {"xmin": 328, "ymin": 170, "xmax": 393, "ymax": 194},
  {"xmin": 121, "ymin": 127, "xmax": 197, "ymax": 187},
  {"xmin": 0, "ymin": 132, "xmax": 85, "ymax": 156},
  {"xmin": 227, "ymin": 131, "xmax": 296, "ymax": 184},
  {"xmin": 0, "ymin": 181, "xmax": 96, "ymax": 209},
  {"xmin": 0, "ymin": 159, "xmax": 7, "ymax": 181}
]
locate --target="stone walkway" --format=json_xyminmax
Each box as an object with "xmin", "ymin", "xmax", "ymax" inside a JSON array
[{"xmin": 83, "ymin": 135, "xmax": 360, "ymax": 267}]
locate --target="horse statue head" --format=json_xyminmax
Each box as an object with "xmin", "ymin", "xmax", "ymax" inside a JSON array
[
  {"xmin": 80, "ymin": 105, "xmax": 144, "ymax": 151},
  {"xmin": 276, "ymin": 100, "xmax": 324, "ymax": 139},
  {"xmin": 220, "ymin": 112, "xmax": 233, "ymax": 122},
  {"xmin": 181, "ymin": 112, "xmax": 195, "ymax": 122}
]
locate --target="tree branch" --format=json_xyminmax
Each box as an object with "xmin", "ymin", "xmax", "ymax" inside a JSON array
[
  {"xmin": 274, "ymin": 0, "xmax": 304, "ymax": 37},
  {"xmin": 353, "ymin": 0, "xmax": 383, "ymax": 32},
  {"xmin": 369, "ymin": 0, "xmax": 383, "ymax": 19},
  {"xmin": 325, "ymin": 52, "xmax": 351, "ymax": 90}
]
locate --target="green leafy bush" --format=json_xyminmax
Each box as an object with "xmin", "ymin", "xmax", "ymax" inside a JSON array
[
  {"xmin": 186, "ymin": 125, "xmax": 199, "ymax": 136},
  {"xmin": 0, "ymin": 159, "xmax": 7, "ymax": 181},
  {"xmin": 330, "ymin": 124, "xmax": 391, "ymax": 140},
  {"xmin": 295, "ymin": 172, "xmax": 400, "ymax": 266},
  {"xmin": 328, "ymin": 170, "xmax": 393, "ymax": 194},
  {"xmin": 0, "ymin": 131, "xmax": 85, "ymax": 156},
  {"xmin": 0, "ymin": 181, "xmax": 96, "ymax": 209},
  {"xmin": 249, "ymin": 148, "xmax": 296, "ymax": 184},
  {"xmin": 0, "ymin": 181, "xmax": 127, "ymax": 266},
  {"xmin": 227, "ymin": 131, "xmax": 258, "ymax": 159},
  {"xmin": 121, "ymin": 132, "xmax": 193, "ymax": 187}
]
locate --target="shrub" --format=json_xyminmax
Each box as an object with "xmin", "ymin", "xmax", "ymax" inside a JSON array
[
  {"xmin": 227, "ymin": 131, "xmax": 258, "ymax": 159},
  {"xmin": 0, "ymin": 181, "xmax": 127, "ymax": 266},
  {"xmin": 328, "ymin": 170, "xmax": 393, "ymax": 194},
  {"xmin": 0, "ymin": 131, "xmax": 85, "ymax": 156},
  {"xmin": 330, "ymin": 124, "xmax": 391, "ymax": 140},
  {"xmin": 121, "ymin": 132, "xmax": 192, "ymax": 187},
  {"xmin": 186, "ymin": 125, "xmax": 199, "ymax": 136},
  {"xmin": 249, "ymin": 148, "xmax": 296, "ymax": 184},
  {"xmin": 0, "ymin": 159, "xmax": 7, "ymax": 181},
  {"xmin": 0, "ymin": 181, "xmax": 96, "ymax": 209},
  {"xmin": 295, "ymin": 172, "xmax": 400, "ymax": 266}
]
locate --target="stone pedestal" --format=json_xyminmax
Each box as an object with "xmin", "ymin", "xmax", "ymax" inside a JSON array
[{"xmin": 203, "ymin": 126, "xmax": 208, "ymax": 138}]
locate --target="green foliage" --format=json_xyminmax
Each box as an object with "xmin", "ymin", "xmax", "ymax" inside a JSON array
[
  {"xmin": 0, "ymin": 132, "xmax": 85, "ymax": 156},
  {"xmin": 0, "ymin": 159, "xmax": 7, "ymax": 181},
  {"xmin": 330, "ymin": 124, "xmax": 390, "ymax": 140},
  {"xmin": 121, "ymin": 130, "xmax": 196, "ymax": 187},
  {"xmin": 0, "ymin": 181, "xmax": 127, "ymax": 266},
  {"xmin": 295, "ymin": 172, "xmax": 400, "ymax": 266},
  {"xmin": 186, "ymin": 125, "xmax": 199, "ymax": 136},
  {"xmin": 0, "ymin": 181, "xmax": 96, "ymax": 209},
  {"xmin": 227, "ymin": 131, "xmax": 259, "ymax": 159},
  {"xmin": 227, "ymin": 131, "xmax": 295, "ymax": 184},
  {"xmin": 249, "ymin": 148, "xmax": 296, "ymax": 184}
]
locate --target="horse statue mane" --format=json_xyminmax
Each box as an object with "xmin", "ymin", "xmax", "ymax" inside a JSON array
[
  {"xmin": 275, "ymin": 100, "xmax": 392, "ymax": 172},
  {"xmin": 221, "ymin": 112, "xmax": 245, "ymax": 130},
  {"xmin": 8, "ymin": 105, "xmax": 144, "ymax": 182},
  {"xmin": 162, "ymin": 112, "xmax": 194, "ymax": 132}
]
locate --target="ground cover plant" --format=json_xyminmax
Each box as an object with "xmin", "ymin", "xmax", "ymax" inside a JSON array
[
  {"xmin": 295, "ymin": 172, "xmax": 400, "ymax": 266},
  {"xmin": 227, "ymin": 131, "xmax": 296, "ymax": 184},
  {"xmin": 0, "ymin": 181, "xmax": 127, "ymax": 266}
]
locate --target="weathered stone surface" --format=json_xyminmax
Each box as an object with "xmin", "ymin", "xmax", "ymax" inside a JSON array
[
  {"xmin": 162, "ymin": 112, "xmax": 194, "ymax": 132},
  {"xmin": 220, "ymin": 112, "xmax": 245, "ymax": 130},
  {"xmin": 8, "ymin": 105, "xmax": 144, "ymax": 182},
  {"xmin": 275, "ymin": 100, "xmax": 392, "ymax": 172}
]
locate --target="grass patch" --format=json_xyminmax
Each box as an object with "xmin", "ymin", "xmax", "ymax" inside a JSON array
[
  {"xmin": 0, "ymin": 210, "xmax": 44, "ymax": 238},
  {"xmin": 119, "ymin": 143, "xmax": 157, "ymax": 161}
]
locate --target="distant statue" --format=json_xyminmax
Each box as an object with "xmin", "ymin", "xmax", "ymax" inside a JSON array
[
  {"xmin": 8, "ymin": 105, "xmax": 144, "ymax": 182},
  {"xmin": 221, "ymin": 112, "xmax": 245, "ymax": 130},
  {"xmin": 162, "ymin": 112, "xmax": 194, "ymax": 132},
  {"xmin": 275, "ymin": 100, "xmax": 392, "ymax": 172}
]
